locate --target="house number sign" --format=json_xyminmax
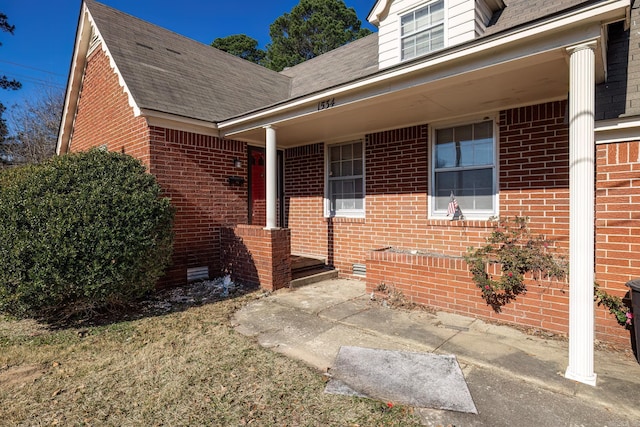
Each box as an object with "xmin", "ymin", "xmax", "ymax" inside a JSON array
[{"xmin": 317, "ymin": 97, "xmax": 336, "ymax": 111}]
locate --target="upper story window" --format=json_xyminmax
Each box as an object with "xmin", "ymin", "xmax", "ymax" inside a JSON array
[
  {"xmin": 326, "ymin": 140, "xmax": 364, "ymax": 217},
  {"xmin": 432, "ymin": 120, "xmax": 497, "ymax": 218},
  {"xmin": 401, "ymin": 0, "xmax": 445, "ymax": 61}
]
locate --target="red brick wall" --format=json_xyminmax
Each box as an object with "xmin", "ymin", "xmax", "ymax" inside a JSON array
[
  {"xmin": 285, "ymin": 100, "xmax": 631, "ymax": 344},
  {"xmin": 221, "ymin": 225, "xmax": 291, "ymax": 291},
  {"xmin": 285, "ymin": 109, "xmax": 569, "ymax": 279},
  {"xmin": 499, "ymin": 102, "xmax": 570, "ymax": 251},
  {"xmin": 149, "ymin": 128, "xmax": 248, "ymax": 287},
  {"xmin": 366, "ymin": 250, "xmax": 569, "ymax": 331},
  {"xmin": 70, "ymin": 51, "xmax": 634, "ymax": 344},
  {"xmin": 69, "ymin": 47, "xmax": 251, "ymax": 288},
  {"xmin": 285, "ymin": 143, "xmax": 327, "ymax": 257},
  {"xmin": 595, "ymin": 141, "xmax": 640, "ymax": 341},
  {"xmin": 70, "ymin": 48, "xmax": 150, "ymax": 165}
]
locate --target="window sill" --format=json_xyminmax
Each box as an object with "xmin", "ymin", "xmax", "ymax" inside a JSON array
[
  {"xmin": 325, "ymin": 216, "xmax": 365, "ymax": 224},
  {"xmin": 426, "ymin": 218, "xmax": 495, "ymax": 228}
]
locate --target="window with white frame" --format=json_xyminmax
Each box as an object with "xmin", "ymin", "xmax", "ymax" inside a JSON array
[
  {"xmin": 401, "ymin": 0, "xmax": 445, "ymax": 61},
  {"xmin": 327, "ymin": 140, "xmax": 364, "ymax": 217},
  {"xmin": 432, "ymin": 120, "xmax": 496, "ymax": 217}
]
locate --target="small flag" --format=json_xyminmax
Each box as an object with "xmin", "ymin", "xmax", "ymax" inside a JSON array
[{"xmin": 447, "ymin": 191, "xmax": 458, "ymax": 216}]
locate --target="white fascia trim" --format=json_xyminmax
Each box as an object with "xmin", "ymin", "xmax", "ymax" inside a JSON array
[
  {"xmin": 57, "ymin": 5, "xmax": 144, "ymax": 155},
  {"xmin": 57, "ymin": 3, "xmax": 91, "ymax": 155},
  {"xmin": 595, "ymin": 116, "xmax": 640, "ymax": 144},
  {"xmin": 219, "ymin": 0, "xmax": 627, "ymax": 132},
  {"xmin": 86, "ymin": 14, "xmax": 141, "ymax": 118},
  {"xmin": 142, "ymin": 109, "xmax": 220, "ymax": 136},
  {"xmin": 368, "ymin": 0, "xmax": 390, "ymax": 26}
]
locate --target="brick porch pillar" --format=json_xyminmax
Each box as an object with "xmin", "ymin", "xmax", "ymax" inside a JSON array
[{"xmin": 221, "ymin": 225, "xmax": 291, "ymax": 291}]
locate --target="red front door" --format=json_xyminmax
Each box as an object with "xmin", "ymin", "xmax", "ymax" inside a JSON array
[
  {"xmin": 249, "ymin": 148, "xmax": 266, "ymax": 226},
  {"xmin": 248, "ymin": 146, "xmax": 284, "ymax": 227}
]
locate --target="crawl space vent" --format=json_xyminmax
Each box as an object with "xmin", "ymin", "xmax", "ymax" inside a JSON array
[
  {"xmin": 352, "ymin": 263, "xmax": 366, "ymax": 277},
  {"xmin": 187, "ymin": 266, "xmax": 209, "ymax": 282}
]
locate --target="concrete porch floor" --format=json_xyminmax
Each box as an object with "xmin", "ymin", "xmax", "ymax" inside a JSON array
[{"xmin": 233, "ymin": 279, "xmax": 640, "ymax": 426}]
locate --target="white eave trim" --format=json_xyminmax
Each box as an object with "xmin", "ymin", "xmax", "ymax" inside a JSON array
[
  {"xmin": 367, "ymin": 0, "xmax": 391, "ymax": 26},
  {"xmin": 56, "ymin": 3, "xmax": 142, "ymax": 155},
  {"xmin": 142, "ymin": 109, "xmax": 220, "ymax": 136},
  {"xmin": 595, "ymin": 116, "xmax": 640, "ymax": 144},
  {"xmin": 57, "ymin": 2, "xmax": 91, "ymax": 155},
  {"xmin": 219, "ymin": 0, "xmax": 627, "ymax": 133}
]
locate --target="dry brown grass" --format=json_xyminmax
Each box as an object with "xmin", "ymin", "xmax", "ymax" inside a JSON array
[{"xmin": 0, "ymin": 287, "xmax": 422, "ymax": 426}]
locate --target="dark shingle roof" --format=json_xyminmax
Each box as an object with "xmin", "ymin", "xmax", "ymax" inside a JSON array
[
  {"xmin": 484, "ymin": 0, "xmax": 588, "ymax": 35},
  {"xmin": 280, "ymin": 33, "xmax": 380, "ymax": 98},
  {"xmin": 85, "ymin": 0, "xmax": 291, "ymax": 122},
  {"xmin": 279, "ymin": 0, "xmax": 589, "ymax": 100},
  {"xmin": 85, "ymin": 0, "xmax": 630, "ymax": 122},
  {"xmin": 595, "ymin": 5, "xmax": 640, "ymax": 120}
]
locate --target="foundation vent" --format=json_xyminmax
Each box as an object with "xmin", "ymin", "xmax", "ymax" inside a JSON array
[
  {"xmin": 187, "ymin": 266, "xmax": 209, "ymax": 282},
  {"xmin": 352, "ymin": 263, "xmax": 366, "ymax": 277}
]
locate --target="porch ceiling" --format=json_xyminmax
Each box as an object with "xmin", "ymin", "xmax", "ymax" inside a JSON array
[
  {"xmin": 227, "ymin": 49, "xmax": 572, "ymax": 147},
  {"xmin": 221, "ymin": 13, "xmax": 610, "ymax": 148}
]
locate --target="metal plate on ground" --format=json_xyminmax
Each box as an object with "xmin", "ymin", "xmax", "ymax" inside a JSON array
[{"xmin": 325, "ymin": 346, "xmax": 477, "ymax": 414}]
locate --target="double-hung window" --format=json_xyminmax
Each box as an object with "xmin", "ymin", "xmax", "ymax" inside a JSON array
[
  {"xmin": 327, "ymin": 140, "xmax": 364, "ymax": 217},
  {"xmin": 401, "ymin": 0, "xmax": 445, "ymax": 61},
  {"xmin": 432, "ymin": 120, "xmax": 496, "ymax": 218}
]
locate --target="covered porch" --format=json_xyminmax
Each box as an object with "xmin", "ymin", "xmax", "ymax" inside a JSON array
[{"xmin": 218, "ymin": 10, "xmax": 616, "ymax": 385}]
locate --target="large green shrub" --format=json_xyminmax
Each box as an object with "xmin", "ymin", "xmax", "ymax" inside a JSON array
[{"xmin": 0, "ymin": 149, "xmax": 174, "ymax": 320}]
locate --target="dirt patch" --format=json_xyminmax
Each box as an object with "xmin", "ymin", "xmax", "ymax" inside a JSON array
[{"xmin": 0, "ymin": 364, "xmax": 45, "ymax": 388}]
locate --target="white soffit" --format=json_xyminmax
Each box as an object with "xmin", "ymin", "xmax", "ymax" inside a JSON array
[{"xmin": 595, "ymin": 116, "xmax": 640, "ymax": 144}]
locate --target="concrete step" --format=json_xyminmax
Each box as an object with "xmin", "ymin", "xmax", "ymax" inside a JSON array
[
  {"xmin": 291, "ymin": 254, "xmax": 326, "ymax": 271},
  {"xmin": 290, "ymin": 267, "xmax": 339, "ymax": 288}
]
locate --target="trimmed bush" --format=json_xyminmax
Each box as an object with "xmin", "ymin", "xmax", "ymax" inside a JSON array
[{"xmin": 0, "ymin": 149, "xmax": 174, "ymax": 320}]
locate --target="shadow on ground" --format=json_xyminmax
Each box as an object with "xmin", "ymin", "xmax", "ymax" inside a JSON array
[{"xmin": 40, "ymin": 278, "xmax": 261, "ymax": 330}]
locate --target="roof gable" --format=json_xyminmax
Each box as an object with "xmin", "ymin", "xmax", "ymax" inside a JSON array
[{"xmin": 84, "ymin": 0, "xmax": 291, "ymax": 123}]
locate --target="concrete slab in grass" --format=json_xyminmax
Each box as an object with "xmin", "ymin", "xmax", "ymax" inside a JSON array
[{"xmin": 325, "ymin": 346, "xmax": 477, "ymax": 414}]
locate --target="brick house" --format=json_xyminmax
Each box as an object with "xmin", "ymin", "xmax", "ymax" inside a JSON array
[{"xmin": 58, "ymin": 0, "xmax": 639, "ymax": 384}]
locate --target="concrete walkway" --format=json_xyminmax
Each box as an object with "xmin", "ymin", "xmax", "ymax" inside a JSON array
[{"xmin": 233, "ymin": 279, "xmax": 640, "ymax": 426}]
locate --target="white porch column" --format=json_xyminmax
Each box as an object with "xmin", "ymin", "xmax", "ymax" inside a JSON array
[
  {"xmin": 264, "ymin": 125, "xmax": 277, "ymax": 229},
  {"xmin": 565, "ymin": 42, "xmax": 597, "ymax": 386}
]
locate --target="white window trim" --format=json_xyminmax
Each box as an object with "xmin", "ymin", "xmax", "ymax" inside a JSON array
[
  {"xmin": 324, "ymin": 139, "xmax": 366, "ymax": 218},
  {"xmin": 398, "ymin": 0, "xmax": 448, "ymax": 62},
  {"xmin": 428, "ymin": 117, "xmax": 499, "ymax": 220}
]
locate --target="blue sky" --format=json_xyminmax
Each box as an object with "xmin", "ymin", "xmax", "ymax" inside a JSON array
[{"xmin": 1, "ymin": 0, "xmax": 377, "ymax": 112}]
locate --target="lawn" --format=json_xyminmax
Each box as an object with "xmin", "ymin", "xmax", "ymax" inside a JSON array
[{"xmin": 0, "ymin": 283, "xmax": 423, "ymax": 426}]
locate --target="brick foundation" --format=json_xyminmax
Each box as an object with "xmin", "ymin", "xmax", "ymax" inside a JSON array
[{"xmin": 221, "ymin": 225, "xmax": 291, "ymax": 291}]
